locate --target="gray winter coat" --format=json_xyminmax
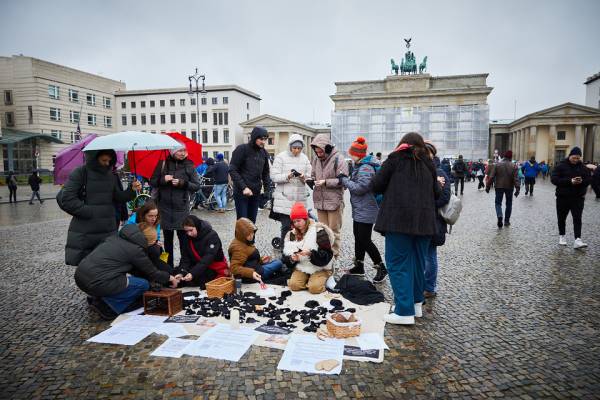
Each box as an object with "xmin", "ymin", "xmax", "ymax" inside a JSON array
[
  {"xmin": 150, "ymin": 156, "xmax": 200, "ymax": 230},
  {"xmin": 341, "ymin": 155, "xmax": 379, "ymax": 224},
  {"xmin": 310, "ymin": 134, "xmax": 349, "ymax": 211},
  {"xmin": 74, "ymin": 223, "xmax": 170, "ymax": 297},
  {"xmin": 60, "ymin": 150, "xmax": 136, "ymax": 266}
]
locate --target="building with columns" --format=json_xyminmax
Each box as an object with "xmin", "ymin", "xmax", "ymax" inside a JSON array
[
  {"xmin": 240, "ymin": 114, "xmax": 330, "ymax": 161},
  {"xmin": 489, "ymin": 102, "xmax": 600, "ymax": 164}
]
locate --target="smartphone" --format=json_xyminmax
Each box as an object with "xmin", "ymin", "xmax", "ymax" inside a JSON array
[{"xmin": 291, "ymin": 169, "xmax": 301, "ymax": 177}]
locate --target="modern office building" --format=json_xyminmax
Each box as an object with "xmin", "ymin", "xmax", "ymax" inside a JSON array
[{"xmin": 584, "ymin": 72, "xmax": 600, "ymax": 109}]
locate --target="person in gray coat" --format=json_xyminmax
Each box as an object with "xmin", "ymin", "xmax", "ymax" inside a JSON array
[
  {"xmin": 59, "ymin": 149, "xmax": 140, "ymax": 266},
  {"xmin": 75, "ymin": 224, "xmax": 179, "ymax": 320},
  {"xmin": 339, "ymin": 137, "xmax": 387, "ymax": 283}
]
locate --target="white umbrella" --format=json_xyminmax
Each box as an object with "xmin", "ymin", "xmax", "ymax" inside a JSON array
[{"xmin": 83, "ymin": 131, "xmax": 183, "ymax": 152}]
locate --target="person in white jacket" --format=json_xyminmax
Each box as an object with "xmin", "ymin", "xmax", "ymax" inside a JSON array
[{"xmin": 270, "ymin": 134, "xmax": 312, "ymax": 244}]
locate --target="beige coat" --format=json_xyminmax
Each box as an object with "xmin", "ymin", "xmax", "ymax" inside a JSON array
[{"xmin": 310, "ymin": 134, "xmax": 349, "ymax": 211}]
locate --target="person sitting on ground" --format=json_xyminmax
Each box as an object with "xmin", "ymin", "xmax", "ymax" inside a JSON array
[
  {"xmin": 284, "ymin": 202, "xmax": 335, "ymax": 294},
  {"xmin": 229, "ymin": 218, "xmax": 284, "ymax": 283},
  {"xmin": 176, "ymin": 215, "xmax": 229, "ymax": 288},
  {"xmin": 74, "ymin": 224, "xmax": 179, "ymax": 320}
]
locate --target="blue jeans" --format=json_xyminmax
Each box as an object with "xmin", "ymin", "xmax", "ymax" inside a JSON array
[
  {"xmin": 233, "ymin": 193, "xmax": 260, "ymax": 223},
  {"xmin": 257, "ymin": 259, "xmax": 284, "ymax": 279},
  {"xmin": 213, "ymin": 184, "xmax": 228, "ymax": 209},
  {"xmin": 494, "ymin": 188, "xmax": 513, "ymax": 219},
  {"xmin": 102, "ymin": 276, "xmax": 149, "ymax": 314},
  {"xmin": 385, "ymin": 233, "xmax": 429, "ymax": 316},
  {"xmin": 423, "ymin": 244, "xmax": 438, "ymax": 293}
]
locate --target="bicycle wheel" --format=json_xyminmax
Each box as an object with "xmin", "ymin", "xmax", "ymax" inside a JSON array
[{"xmin": 133, "ymin": 194, "xmax": 151, "ymax": 210}]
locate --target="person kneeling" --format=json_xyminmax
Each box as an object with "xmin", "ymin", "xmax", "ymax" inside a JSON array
[
  {"xmin": 176, "ymin": 215, "xmax": 229, "ymax": 288},
  {"xmin": 229, "ymin": 218, "xmax": 283, "ymax": 283},
  {"xmin": 74, "ymin": 224, "xmax": 179, "ymax": 320},
  {"xmin": 284, "ymin": 202, "xmax": 334, "ymax": 294}
]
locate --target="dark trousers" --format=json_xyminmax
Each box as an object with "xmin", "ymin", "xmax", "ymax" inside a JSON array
[
  {"xmin": 495, "ymin": 188, "xmax": 513, "ymax": 220},
  {"xmin": 279, "ymin": 214, "xmax": 291, "ymax": 243},
  {"xmin": 163, "ymin": 229, "xmax": 187, "ymax": 267},
  {"xmin": 524, "ymin": 177, "xmax": 536, "ymax": 194},
  {"xmin": 556, "ymin": 196, "xmax": 584, "ymax": 238},
  {"xmin": 353, "ymin": 221, "xmax": 382, "ymax": 264},
  {"xmin": 477, "ymin": 175, "xmax": 485, "ymax": 189},
  {"xmin": 233, "ymin": 193, "xmax": 260, "ymax": 223},
  {"xmin": 8, "ymin": 186, "xmax": 17, "ymax": 202},
  {"xmin": 454, "ymin": 176, "xmax": 464, "ymax": 194},
  {"xmin": 29, "ymin": 190, "xmax": 42, "ymax": 203}
]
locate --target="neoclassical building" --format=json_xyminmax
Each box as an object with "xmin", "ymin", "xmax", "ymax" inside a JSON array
[{"xmin": 489, "ymin": 103, "xmax": 600, "ymax": 164}]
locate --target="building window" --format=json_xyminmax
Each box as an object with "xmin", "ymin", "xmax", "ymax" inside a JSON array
[
  {"xmin": 213, "ymin": 151, "xmax": 219, "ymax": 158},
  {"xmin": 191, "ymin": 97, "xmax": 196, "ymax": 106},
  {"xmin": 170, "ymin": 99, "xmax": 175, "ymax": 107},
  {"xmin": 201, "ymin": 97, "xmax": 207, "ymax": 105},
  {"xmin": 202, "ymin": 130, "xmax": 208, "ymax": 143},
  {"xmin": 150, "ymin": 114, "xmax": 156, "ymax": 124},
  {"xmin": 557, "ymin": 131, "xmax": 566, "ymax": 140},
  {"xmin": 192, "ymin": 130, "xmax": 197, "ymax": 141},
  {"xmin": 121, "ymin": 101, "xmax": 126, "ymax": 109},
  {"xmin": 223, "ymin": 96, "xmax": 228, "ymax": 104},
  {"xmin": 104, "ymin": 116, "xmax": 112, "ymax": 128},
  {"xmin": 141, "ymin": 114, "xmax": 147, "ymax": 125},
  {"xmin": 170, "ymin": 113, "xmax": 176, "ymax": 124},
  {"xmin": 218, "ymin": 113, "xmax": 223, "ymax": 125},
  {"xmin": 130, "ymin": 101, "xmax": 136, "ymax": 109},
  {"xmin": 224, "ymin": 112, "xmax": 228, "ymax": 125},
  {"xmin": 71, "ymin": 131, "xmax": 81, "ymax": 143},
  {"xmin": 224, "ymin": 129, "xmax": 229, "ymax": 144},
  {"xmin": 191, "ymin": 112, "xmax": 197, "ymax": 123},
  {"xmin": 50, "ymin": 108, "xmax": 61, "ymax": 121},
  {"xmin": 212, "ymin": 97, "xmax": 218, "ymax": 105},
  {"xmin": 151, "ymin": 130, "xmax": 156, "ymax": 134},
  {"xmin": 213, "ymin": 113, "xmax": 218, "ymax": 125},
  {"xmin": 150, "ymin": 100, "xmax": 155, "ymax": 107},
  {"xmin": 141, "ymin": 101, "xmax": 146, "ymax": 108},
  {"xmin": 69, "ymin": 89, "xmax": 79, "ymax": 103},
  {"xmin": 160, "ymin": 99, "xmax": 165, "ymax": 107},
  {"xmin": 180, "ymin": 99, "xmax": 185, "ymax": 106},
  {"xmin": 213, "ymin": 129, "xmax": 219, "ymax": 143},
  {"xmin": 87, "ymin": 114, "xmax": 97, "ymax": 126},
  {"xmin": 50, "ymin": 130, "xmax": 62, "ymax": 139},
  {"xmin": 131, "ymin": 115, "xmax": 137, "ymax": 126},
  {"xmin": 202, "ymin": 112, "xmax": 207, "ymax": 123},
  {"xmin": 4, "ymin": 90, "xmax": 13, "ymax": 105},
  {"xmin": 69, "ymin": 110, "xmax": 80, "ymax": 124},
  {"xmin": 181, "ymin": 130, "xmax": 186, "ymax": 137},
  {"xmin": 87, "ymin": 93, "xmax": 96, "ymax": 106},
  {"xmin": 160, "ymin": 114, "xmax": 166, "ymax": 124},
  {"xmin": 247, "ymin": 114, "xmax": 249, "ymax": 121},
  {"xmin": 202, "ymin": 151, "xmax": 209, "ymax": 160},
  {"xmin": 121, "ymin": 115, "xmax": 127, "ymax": 126},
  {"xmin": 48, "ymin": 85, "xmax": 59, "ymax": 99},
  {"xmin": 180, "ymin": 113, "xmax": 187, "ymax": 123},
  {"xmin": 268, "ymin": 137, "xmax": 274, "ymax": 145},
  {"xmin": 103, "ymin": 97, "xmax": 112, "ymax": 109},
  {"xmin": 246, "ymin": 102, "xmax": 249, "ymax": 110},
  {"xmin": 28, "ymin": 106, "xmax": 33, "ymax": 124},
  {"xmin": 224, "ymin": 151, "xmax": 230, "ymax": 160},
  {"xmin": 5, "ymin": 112, "xmax": 15, "ymax": 126}
]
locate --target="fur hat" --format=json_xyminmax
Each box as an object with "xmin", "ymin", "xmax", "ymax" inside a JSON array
[
  {"xmin": 290, "ymin": 202, "xmax": 308, "ymax": 221},
  {"xmin": 348, "ymin": 136, "xmax": 368, "ymax": 158},
  {"xmin": 569, "ymin": 146, "xmax": 582, "ymax": 157}
]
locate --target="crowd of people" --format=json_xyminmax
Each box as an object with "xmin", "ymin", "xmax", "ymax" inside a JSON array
[{"xmin": 57, "ymin": 128, "xmax": 600, "ymax": 325}]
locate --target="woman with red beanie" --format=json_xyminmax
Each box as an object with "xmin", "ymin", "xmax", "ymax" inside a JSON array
[{"xmin": 283, "ymin": 202, "xmax": 335, "ymax": 294}]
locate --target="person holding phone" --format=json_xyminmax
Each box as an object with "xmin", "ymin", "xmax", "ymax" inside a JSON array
[{"xmin": 551, "ymin": 146, "xmax": 591, "ymax": 249}]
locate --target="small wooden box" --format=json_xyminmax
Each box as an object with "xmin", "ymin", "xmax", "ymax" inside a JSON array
[
  {"xmin": 143, "ymin": 289, "xmax": 183, "ymax": 316},
  {"xmin": 206, "ymin": 276, "xmax": 235, "ymax": 298}
]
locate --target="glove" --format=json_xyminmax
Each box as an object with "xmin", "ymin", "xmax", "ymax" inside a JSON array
[
  {"xmin": 485, "ymin": 187, "xmax": 490, "ymax": 193},
  {"xmin": 336, "ymin": 173, "xmax": 348, "ymax": 186},
  {"xmin": 514, "ymin": 189, "xmax": 520, "ymax": 198}
]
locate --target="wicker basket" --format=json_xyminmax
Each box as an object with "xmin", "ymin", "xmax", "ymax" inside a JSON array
[
  {"xmin": 326, "ymin": 312, "xmax": 361, "ymax": 338},
  {"xmin": 206, "ymin": 276, "xmax": 235, "ymax": 298}
]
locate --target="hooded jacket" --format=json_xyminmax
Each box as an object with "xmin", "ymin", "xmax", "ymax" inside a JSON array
[
  {"xmin": 486, "ymin": 159, "xmax": 520, "ymax": 190},
  {"xmin": 74, "ymin": 224, "xmax": 170, "ymax": 297},
  {"xmin": 452, "ymin": 158, "xmax": 466, "ymax": 177},
  {"xmin": 228, "ymin": 127, "xmax": 271, "ymax": 195},
  {"xmin": 178, "ymin": 215, "xmax": 228, "ymax": 279},
  {"xmin": 551, "ymin": 158, "xmax": 592, "ymax": 198},
  {"xmin": 310, "ymin": 134, "xmax": 349, "ymax": 211},
  {"xmin": 283, "ymin": 220, "xmax": 335, "ymax": 275},
  {"xmin": 60, "ymin": 150, "xmax": 136, "ymax": 266},
  {"xmin": 270, "ymin": 133, "xmax": 312, "ymax": 216},
  {"xmin": 521, "ymin": 160, "xmax": 540, "ymax": 178},
  {"xmin": 341, "ymin": 154, "xmax": 379, "ymax": 224},
  {"xmin": 228, "ymin": 218, "xmax": 263, "ymax": 279}
]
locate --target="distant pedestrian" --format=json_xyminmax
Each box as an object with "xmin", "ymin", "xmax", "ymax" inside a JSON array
[
  {"xmin": 475, "ymin": 159, "xmax": 485, "ymax": 190},
  {"xmin": 517, "ymin": 164, "xmax": 525, "ymax": 188},
  {"xmin": 7, "ymin": 171, "xmax": 17, "ymax": 203},
  {"xmin": 208, "ymin": 153, "xmax": 230, "ymax": 212},
  {"xmin": 486, "ymin": 150, "xmax": 520, "ymax": 228},
  {"xmin": 452, "ymin": 155, "xmax": 466, "ymax": 195},
  {"xmin": 28, "ymin": 170, "xmax": 44, "ymax": 204},
  {"xmin": 590, "ymin": 164, "xmax": 600, "ymax": 199},
  {"xmin": 541, "ymin": 162, "xmax": 549, "ymax": 180},
  {"xmin": 551, "ymin": 147, "xmax": 591, "ymax": 249},
  {"xmin": 521, "ymin": 157, "xmax": 541, "ymax": 196},
  {"xmin": 375, "ymin": 152, "xmax": 383, "ymax": 165}
]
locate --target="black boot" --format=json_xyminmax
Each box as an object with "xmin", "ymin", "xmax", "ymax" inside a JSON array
[
  {"xmin": 373, "ymin": 262, "xmax": 388, "ymax": 283},
  {"xmin": 497, "ymin": 217, "xmax": 503, "ymax": 228},
  {"xmin": 348, "ymin": 259, "xmax": 365, "ymax": 276},
  {"xmin": 504, "ymin": 218, "xmax": 510, "ymax": 227},
  {"xmin": 89, "ymin": 298, "xmax": 117, "ymax": 321}
]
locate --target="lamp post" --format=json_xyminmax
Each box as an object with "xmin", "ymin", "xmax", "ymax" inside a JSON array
[{"xmin": 188, "ymin": 68, "xmax": 206, "ymax": 143}]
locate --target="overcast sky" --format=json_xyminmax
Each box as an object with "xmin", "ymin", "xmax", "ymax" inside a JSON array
[{"xmin": 1, "ymin": 0, "xmax": 598, "ymax": 123}]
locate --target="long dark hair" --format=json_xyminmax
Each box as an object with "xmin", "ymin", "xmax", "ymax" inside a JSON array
[
  {"xmin": 136, "ymin": 201, "xmax": 160, "ymax": 227},
  {"xmin": 398, "ymin": 132, "xmax": 429, "ymax": 160}
]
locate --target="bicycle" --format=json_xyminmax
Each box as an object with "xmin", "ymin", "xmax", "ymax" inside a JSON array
[{"xmin": 194, "ymin": 176, "xmax": 234, "ymax": 211}]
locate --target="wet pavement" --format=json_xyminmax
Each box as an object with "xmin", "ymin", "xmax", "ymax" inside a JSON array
[{"xmin": 0, "ymin": 179, "xmax": 599, "ymax": 399}]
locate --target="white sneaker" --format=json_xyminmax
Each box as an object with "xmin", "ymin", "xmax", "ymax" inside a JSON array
[
  {"xmin": 383, "ymin": 313, "xmax": 415, "ymax": 325},
  {"xmin": 559, "ymin": 235, "xmax": 567, "ymax": 246},
  {"xmin": 574, "ymin": 238, "xmax": 587, "ymax": 249},
  {"xmin": 414, "ymin": 302, "xmax": 423, "ymax": 318}
]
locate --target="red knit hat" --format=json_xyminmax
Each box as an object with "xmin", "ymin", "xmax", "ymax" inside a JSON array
[
  {"xmin": 290, "ymin": 202, "xmax": 308, "ymax": 220},
  {"xmin": 348, "ymin": 136, "xmax": 368, "ymax": 158}
]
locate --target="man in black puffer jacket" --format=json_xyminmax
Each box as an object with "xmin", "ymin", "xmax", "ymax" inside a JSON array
[
  {"xmin": 75, "ymin": 224, "xmax": 179, "ymax": 320},
  {"xmin": 228, "ymin": 126, "xmax": 271, "ymax": 223}
]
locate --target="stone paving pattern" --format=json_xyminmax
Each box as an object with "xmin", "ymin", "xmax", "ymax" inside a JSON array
[{"xmin": 1, "ymin": 179, "xmax": 599, "ymax": 399}]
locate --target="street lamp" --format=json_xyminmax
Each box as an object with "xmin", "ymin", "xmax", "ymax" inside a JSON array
[{"xmin": 188, "ymin": 68, "xmax": 206, "ymax": 143}]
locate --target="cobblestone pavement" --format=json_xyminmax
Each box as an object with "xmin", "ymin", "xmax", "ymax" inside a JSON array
[{"xmin": 1, "ymin": 179, "xmax": 599, "ymax": 399}]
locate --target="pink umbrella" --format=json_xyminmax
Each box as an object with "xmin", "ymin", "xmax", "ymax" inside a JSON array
[{"xmin": 53, "ymin": 134, "xmax": 124, "ymax": 185}]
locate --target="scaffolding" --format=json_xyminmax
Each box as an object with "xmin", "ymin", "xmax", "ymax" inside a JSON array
[{"xmin": 331, "ymin": 104, "xmax": 489, "ymax": 160}]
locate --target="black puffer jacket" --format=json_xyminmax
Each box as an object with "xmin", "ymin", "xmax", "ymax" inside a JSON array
[
  {"xmin": 179, "ymin": 215, "xmax": 228, "ymax": 279},
  {"xmin": 28, "ymin": 173, "xmax": 42, "ymax": 191},
  {"xmin": 372, "ymin": 147, "xmax": 441, "ymax": 236},
  {"xmin": 60, "ymin": 150, "xmax": 136, "ymax": 266},
  {"xmin": 550, "ymin": 158, "xmax": 592, "ymax": 198},
  {"xmin": 228, "ymin": 127, "xmax": 271, "ymax": 195},
  {"xmin": 74, "ymin": 224, "xmax": 170, "ymax": 297},
  {"xmin": 150, "ymin": 155, "xmax": 200, "ymax": 230}
]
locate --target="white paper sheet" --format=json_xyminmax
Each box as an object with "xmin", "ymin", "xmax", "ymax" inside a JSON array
[
  {"xmin": 150, "ymin": 338, "xmax": 195, "ymax": 358},
  {"xmin": 356, "ymin": 333, "xmax": 389, "ymax": 351},
  {"xmin": 153, "ymin": 324, "xmax": 189, "ymax": 338},
  {"xmin": 258, "ymin": 286, "xmax": 277, "ymax": 297},
  {"xmin": 87, "ymin": 324, "xmax": 151, "ymax": 346},
  {"xmin": 114, "ymin": 314, "xmax": 168, "ymax": 329},
  {"xmin": 124, "ymin": 307, "xmax": 145, "ymax": 316},
  {"xmin": 184, "ymin": 325, "xmax": 259, "ymax": 362},
  {"xmin": 277, "ymin": 334, "xmax": 344, "ymax": 375}
]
